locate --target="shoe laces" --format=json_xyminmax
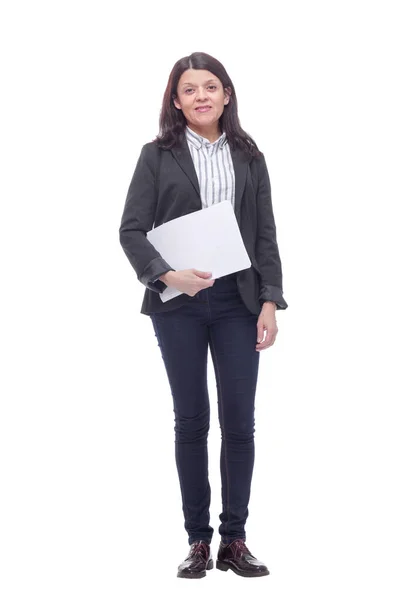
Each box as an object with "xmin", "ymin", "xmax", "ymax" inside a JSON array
[
  {"xmin": 190, "ymin": 541, "xmax": 209, "ymax": 559},
  {"xmin": 230, "ymin": 539, "xmax": 251, "ymax": 558}
]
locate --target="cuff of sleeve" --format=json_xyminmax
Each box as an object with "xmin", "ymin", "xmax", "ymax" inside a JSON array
[
  {"xmin": 139, "ymin": 257, "xmax": 175, "ymax": 294},
  {"xmin": 259, "ymin": 285, "xmax": 288, "ymax": 310},
  {"xmin": 148, "ymin": 278, "xmax": 167, "ymax": 293}
]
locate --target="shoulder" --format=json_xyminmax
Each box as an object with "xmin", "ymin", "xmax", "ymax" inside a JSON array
[
  {"xmin": 249, "ymin": 148, "xmax": 268, "ymax": 173},
  {"xmin": 139, "ymin": 140, "xmax": 161, "ymax": 160},
  {"xmin": 135, "ymin": 141, "xmax": 162, "ymax": 175}
]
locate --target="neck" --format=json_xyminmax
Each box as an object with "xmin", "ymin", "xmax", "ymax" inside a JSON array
[{"xmin": 187, "ymin": 123, "xmax": 222, "ymax": 144}]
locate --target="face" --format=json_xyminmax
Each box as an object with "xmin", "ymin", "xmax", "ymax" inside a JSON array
[{"xmin": 173, "ymin": 69, "xmax": 230, "ymax": 135}]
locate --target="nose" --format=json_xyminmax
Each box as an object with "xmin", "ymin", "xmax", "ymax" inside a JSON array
[{"xmin": 195, "ymin": 87, "xmax": 208, "ymax": 101}]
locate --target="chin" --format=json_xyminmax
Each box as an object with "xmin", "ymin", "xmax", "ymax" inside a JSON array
[{"xmin": 193, "ymin": 113, "xmax": 216, "ymax": 121}]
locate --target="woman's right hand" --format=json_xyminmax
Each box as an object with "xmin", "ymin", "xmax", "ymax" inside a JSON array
[{"xmin": 160, "ymin": 269, "xmax": 215, "ymax": 297}]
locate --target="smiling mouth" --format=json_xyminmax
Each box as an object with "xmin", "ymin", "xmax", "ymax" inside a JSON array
[{"xmin": 195, "ymin": 106, "xmax": 212, "ymax": 111}]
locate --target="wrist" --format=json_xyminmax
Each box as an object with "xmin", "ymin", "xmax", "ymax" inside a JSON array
[
  {"xmin": 262, "ymin": 301, "xmax": 277, "ymax": 309},
  {"xmin": 159, "ymin": 270, "xmax": 175, "ymax": 284}
]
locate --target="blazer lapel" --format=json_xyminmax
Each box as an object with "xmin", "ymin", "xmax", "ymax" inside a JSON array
[
  {"xmin": 170, "ymin": 139, "xmax": 200, "ymax": 197},
  {"xmin": 230, "ymin": 145, "xmax": 249, "ymax": 226},
  {"xmin": 170, "ymin": 136, "xmax": 250, "ymax": 226}
]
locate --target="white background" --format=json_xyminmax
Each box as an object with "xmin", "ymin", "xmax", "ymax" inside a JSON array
[{"xmin": 1, "ymin": 1, "xmax": 399, "ymax": 598}]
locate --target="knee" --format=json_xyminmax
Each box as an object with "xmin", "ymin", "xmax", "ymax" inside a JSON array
[
  {"xmin": 221, "ymin": 418, "xmax": 255, "ymax": 445},
  {"xmin": 174, "ymin": 407, "xmax": 210, "ymax": 444}
]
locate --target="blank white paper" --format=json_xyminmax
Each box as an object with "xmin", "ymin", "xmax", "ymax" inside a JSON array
[{"xmin": 146, "ymin": 201, "xmax": 251, "ymax": 302}]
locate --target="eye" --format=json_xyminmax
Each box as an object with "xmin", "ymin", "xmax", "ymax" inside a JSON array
[{"xmin": 184, "ymin": 85, "xmax": 217, "ymax": 94}]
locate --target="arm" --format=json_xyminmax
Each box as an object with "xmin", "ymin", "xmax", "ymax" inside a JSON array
[
  {"xmin": 255, "ymin": 153, "xmax": 288, "ymax": 310},
  {"xmin": 119, "ymin": 143, "xmax": 175, "ymax": 294}
]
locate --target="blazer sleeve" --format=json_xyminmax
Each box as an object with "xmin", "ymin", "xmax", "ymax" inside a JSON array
[
  {"xmin": 255, "ymin": 153, "xmax": 288, "ymax": 310},
  {"xmin": 119, "ymin": 143, "xmax": 175, "ymax": 294}
]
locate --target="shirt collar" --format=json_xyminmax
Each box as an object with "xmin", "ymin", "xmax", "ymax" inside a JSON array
[{"xmin": 185, "ymin": 125, "xmax": 227, "ymax": 150}]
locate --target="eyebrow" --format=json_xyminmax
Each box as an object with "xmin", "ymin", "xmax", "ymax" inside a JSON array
[{"xmin": 181, "ymin": 79, "xmax": 218, "ymax": 87}]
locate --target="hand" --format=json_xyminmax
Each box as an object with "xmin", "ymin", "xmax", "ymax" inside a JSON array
[
  {"xmin": 256, "ymin": 302, "xmax": 278, "ymax": 351},
  {"xmin": 160, "ymin": 269, "xmax": 215, "ymax": 297}
]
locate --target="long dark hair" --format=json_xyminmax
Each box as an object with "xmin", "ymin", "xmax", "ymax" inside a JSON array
[{"xmin": 154, "ymin": 52, "xmax": 262, "ymax": 159}]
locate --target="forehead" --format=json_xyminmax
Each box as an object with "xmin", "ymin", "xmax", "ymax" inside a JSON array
[{"xmin": 178, "ymin": 69, "xmax": 220, "ymax": 87}]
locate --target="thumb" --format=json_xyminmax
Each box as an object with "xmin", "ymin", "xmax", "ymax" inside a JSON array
[
  {"xmin": 193, "ymin": 269, "xmax": 212, "ymax": 279},
  {"xmin": 257, "ymin": 323, "xmax": 265, "ymax": 344}
]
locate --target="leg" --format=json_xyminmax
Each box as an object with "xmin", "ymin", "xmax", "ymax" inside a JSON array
[
  {"xmin": 150, "ymin": 307, "xmax": 214, "ymax": 544},
  {"xmin": 208, "ymin": 283, "xmax": 260, "ymax": 544}
]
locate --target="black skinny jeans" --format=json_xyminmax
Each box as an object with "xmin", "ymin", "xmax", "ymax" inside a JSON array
[{"xmin": 149, "ymin": 273, "xmax": 260, "ymax": 545}]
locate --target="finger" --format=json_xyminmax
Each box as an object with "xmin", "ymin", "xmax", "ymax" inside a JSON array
[
  {"xmin": 257, "ymin": 328, "xmax": 266, "ymax": 344},
  {"xmin": 264, "ymin": 337, "xmax": 276, "ymax": 348},
  {"xmin": 256, "ymin": 331, "xmax": 277, "ymax": 350},
  {"xmin": 264, "ymin": 332, "xmax": 277, "ymax": 348},
  {"xmin": 194, "ymin": 270, "xmax": 212, "ymax": 278},
  {"xmin": 255, "ymin": 338, "xmax": 269, "ymax": 350},
  {"xmin": 256, "ymin": 339, "xmax": 274, "ymax": 351}
]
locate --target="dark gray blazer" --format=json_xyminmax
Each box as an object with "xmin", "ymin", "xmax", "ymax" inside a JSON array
[{"xmin": 119, "ymin": 136, "xmax": 288, "ymax": 316}]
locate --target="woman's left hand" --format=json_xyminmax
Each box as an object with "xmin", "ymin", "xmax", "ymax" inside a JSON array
[{"xmin": 256, "ymin": 302, "xmax": 278, "ymax": 351}]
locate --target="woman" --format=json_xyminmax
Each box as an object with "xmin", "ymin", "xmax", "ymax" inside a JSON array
[{"xmin": 119, "ymin": 52, "xmax": 288, "ymax": 579}]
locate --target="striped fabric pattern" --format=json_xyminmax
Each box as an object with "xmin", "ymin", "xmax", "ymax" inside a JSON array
[{"xmin": 185, "ymin": 125, "xmax": 235, "ymax": 210}]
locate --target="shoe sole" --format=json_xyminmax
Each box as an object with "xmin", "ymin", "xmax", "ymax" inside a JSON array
[
  {"xmin": 177, "ymin": 559, "xmax": 214, "ymax": 578},
  {"xmin": 216, "ymin": 560, "xmax": 269, "ymax": 577}
]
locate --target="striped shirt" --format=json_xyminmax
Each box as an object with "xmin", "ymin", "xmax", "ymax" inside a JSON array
[{"xmin": 185, "ymin": 125, "xmax": 235, "ymax": 210}]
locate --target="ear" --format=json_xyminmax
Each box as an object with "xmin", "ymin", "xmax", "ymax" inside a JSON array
[
  {"xmin": 172, "ymin": 96, "xmax": 181, "ymax": 110},
  {"xmin": 223, "ymin": 87, "xmax": 231, "ymax": 105}
]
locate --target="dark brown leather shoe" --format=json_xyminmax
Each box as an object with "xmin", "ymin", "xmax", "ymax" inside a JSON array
[
  {"xmin": 216, "ymin": 539, "xmax": 270, "ymax": 577},
  {"xmin": 177, "ymin": 540, "xmax": 213, "ymax": 579}
]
